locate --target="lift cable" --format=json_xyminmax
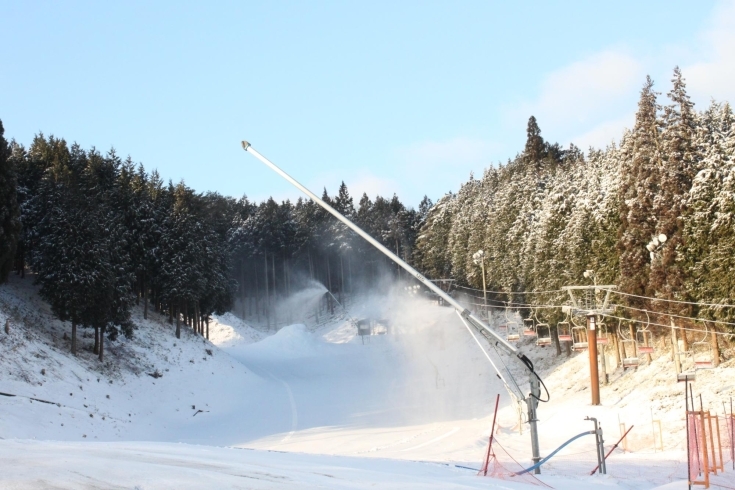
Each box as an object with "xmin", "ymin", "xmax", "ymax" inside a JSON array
[{"xmin": 599, "ymin": 288, "xmax": 735, "ymax": 309}]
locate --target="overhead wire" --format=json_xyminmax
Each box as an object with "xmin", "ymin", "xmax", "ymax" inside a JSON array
[
  {"xmin": 613, "ymin": 303, "xmax": 735, "ymax": 328},
  {"xmin": 600, "ymin": 287, "xmax": 735, "ymax": 309},
  {"xmin": 598, "ymin": 312, "xmax": 735, "ymax": 338},
  {"xmin": 452, "ymin": 284, "xmax": 565, "ymax": 295}
]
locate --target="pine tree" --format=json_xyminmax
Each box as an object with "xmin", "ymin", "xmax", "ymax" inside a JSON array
[
  {"xmin": 617, "ymin": 76, "xmax": 662, "ymax": 304},
  {"xmin": 0, "ymin": 120, "xmax": 21, "ymax": 282},
  {"xmin": 650, "ymin": 67, "xmax": 698, "ymax": 307}
]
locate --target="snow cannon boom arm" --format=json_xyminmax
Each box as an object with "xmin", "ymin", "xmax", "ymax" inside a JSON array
[
  {"xmin": 242, "ymin": 140, "xmax": 546, "ymax": 473},
  {"xmin": 240, "ymin": 141, "xmax": 529, "ymax": 367}
]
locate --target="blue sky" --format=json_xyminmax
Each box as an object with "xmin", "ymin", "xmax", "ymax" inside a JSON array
[{"xmin": 2, "ymin": 1, "xmax": 734, "ymax": 207}]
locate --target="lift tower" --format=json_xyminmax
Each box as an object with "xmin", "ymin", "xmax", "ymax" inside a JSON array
[{"xmin": 242, "ymin": 141, "xmax": 548, "ymax": 472}]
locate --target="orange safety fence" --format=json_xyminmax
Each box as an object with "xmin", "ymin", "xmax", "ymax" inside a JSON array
[{"xmin": 688, "ymin": 411, "xmax": 734, "ymax": 488}]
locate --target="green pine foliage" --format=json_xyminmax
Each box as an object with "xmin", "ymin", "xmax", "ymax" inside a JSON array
[
  {"xmin": 414, "ymin": 69, "xmax": 735, "ymax": 334},
  {"xmin": 0, "ymin": 120, "xmax": 21, "ymax": 283}
]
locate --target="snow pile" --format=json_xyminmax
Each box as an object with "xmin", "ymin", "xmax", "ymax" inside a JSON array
[{"xmin": 208, "ymin": 312, "xmax": 267, "ymax": 347}]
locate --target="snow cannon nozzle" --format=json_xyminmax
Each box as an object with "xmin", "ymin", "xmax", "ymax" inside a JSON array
[{"xmin": 241, "ymin": 141, "xmax": 251, "ymax": 151}]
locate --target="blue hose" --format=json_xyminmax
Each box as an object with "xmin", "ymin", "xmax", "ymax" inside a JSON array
[{"xmin": 515, "ymin": 430, "xmax": 595, "ymax": 475}]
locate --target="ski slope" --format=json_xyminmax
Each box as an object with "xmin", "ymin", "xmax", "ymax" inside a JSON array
[{"xmin": 1, "ymin": 274, "xmax": 733, "ymax": 489}]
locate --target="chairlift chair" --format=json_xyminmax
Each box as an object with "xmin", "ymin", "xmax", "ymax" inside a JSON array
[
  {"xmin": 523, "ymin": 316, "xmax": 537, "ymax": 337},
  {"xmin": 557, "ymin": 321, "xmax": 572, "ymax": 342},
  {"xmin": 503, "ymin": 304, "xmax": 520, "ymax": 342},
  {"xmin": 619, "ymin": 322, "xmax": 639, "ymax": 368},
  {"xmin": 535, "ymin": 311, "xmax": 552, "ymax": 346},
  {"xmin": 636, "ymin": 310, "xmax": 654, "ymax": 355},
  {"xmin": 507, "ymin": 322, "xmax": 521, "ymax": 342},
  {"xmin": 692, "ymin": 322, "xmax": 714, "ymax": 369},
  {"xmin": 571, "ymin": 317, "xmax": 588, "ymax": 351}
]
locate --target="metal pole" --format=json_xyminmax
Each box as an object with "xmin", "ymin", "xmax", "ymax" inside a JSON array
[
  {"xmin": 586, "ymin": 417, "xmax": 604, "ymax": 474},
  {"xmin": 686, "ymin": 381, "xmax": 691, "ymax": 490},
  {"xmin": 599, "ymin": 422, "xmax": 606, "ymax": 474},
  {"xmin": 527, "ymin": 375, "xmax": 541, "ymax": 474},
  {"xmin": 483, "ymin": 394, "xmax": 501, "ymax": 476},
  {"xmin": 731, "ymin": 397, "xmax": 734, "ymax": 470},
  {"xmin": 588, "ymin": 314, "xmax": 600, "ymax": 405},
  {"xmin": 481, "ymin": 259, "xmax": 487, "ymax": 318}
]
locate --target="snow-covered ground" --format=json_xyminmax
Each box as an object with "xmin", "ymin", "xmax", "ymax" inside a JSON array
[{"xmin": 1, "ymin": 273, "xmax": 733, "ymax": 489}]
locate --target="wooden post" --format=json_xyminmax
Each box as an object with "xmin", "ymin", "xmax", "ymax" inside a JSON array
[
  {"xmin": 700, "ymin": 410, "xmax": 710, "ymax": 487},
  {"xmin": 706, "ymin": 411, "xmax": 718, "ymax": 475},
  {"xmin": 714, "ymin": 415, "xmax": 724, "ymax": 472}
]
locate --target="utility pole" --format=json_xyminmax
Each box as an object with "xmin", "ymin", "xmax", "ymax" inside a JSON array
[
  {"xmin": 563, "ymin": 275, "xmax": 616, "ymax": 407},
  {"xmin": 588, "ymin": 315, "xmax": 600, "ymax": 405},
  {"xmin": 473, "ymin": 250, "xmax": 488, "ymax": 318}
]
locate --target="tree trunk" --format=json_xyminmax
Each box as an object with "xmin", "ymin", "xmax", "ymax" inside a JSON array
[
  {"xmin": 711, "ymin": 326, "xmax": 720, "ymax": 368},
  {"xmin": 612, "ymin": 330, "xmax": 622, "ymax": 368},
  {"xmin": 347, "ymin": 255, "xmax": 352, "ymax": 294},
  {"xmin": 255, "ymin": 260, "xmax": 260, "ymax": 323},
  {"xmin": 93, "ymin": 326, "xmax": 100, "ymax": 355},
  {"xmin": 98, "ymin": 325, "xmax": 105, "ymax": 362},
  {"xmin": 241, "ymin": 258, "xmax": 246, "ymax": 319},
  {"xmin": 680, "ymin": 326, "xmax": 689, "ymax": 353},
  {"xmin": 272, "ymin": 253, "xmax": 277, "ymax": 328},
  {"xmin": 326, "ymin": 257, "xmax": 333, "ymax": 314},
  {"xmin": 71, "ymin": 321, "xmax": 77, "ymax": 356},
  {"xmin": 263, "ymin": 253, "xmax": 271, "ymax": 330},
  {"xmin": 553, "ymin": 324, "xmax": 561, "ymax": 356},
  {"xmin": 340, "ymin": 255, "xmax": 344, "ymax": 306},
  {"xmin": 206, "ymin": 316, "xmax": 210, "ymax": 340},
  {"xmin": 175, "ymin": 301, "xmax": 181, "ymax": 339},
  {"xmin": 143, "ymin": 272, "xmax": 148, "ymax": 320}
]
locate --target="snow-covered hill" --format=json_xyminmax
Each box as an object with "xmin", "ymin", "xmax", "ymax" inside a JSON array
[{"xmin": 1, "ymin": 274, "xmax": 733, "ymax": 489}]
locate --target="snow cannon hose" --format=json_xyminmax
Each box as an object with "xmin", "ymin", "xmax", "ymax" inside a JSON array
[{"xmin": 515, "ymin": 430, "xmax": 595, "ymax": 476}]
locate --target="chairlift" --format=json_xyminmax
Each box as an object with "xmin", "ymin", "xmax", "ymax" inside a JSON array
[
  {"xmin": 535, "ymin": 311, "xmax": 552, "ymax": 346},
  {"xmin": 571, "ymin": 316, "xmax": 588, "ymax": 351},
  {"xmin": 618, "ymin": 321, "xmax": 639, "ymax": 368},
  {"xmin": 557, "ymin": 320, "xmax": 572, "ymax": 343},
  {"xmin": 556, "ymin": 311, "xmax": 572, "ymax": 342},
  {"xmin": 507, "ymin": 323, "xmax": 521, "ymax": 342},
  {"xmin": 636, "ymin": 310, "xmax": 654, "ymax": 355},
  {"xmin": 504, "ymin": 304, "xmax": 520, "ymax": 342},
  {"xmin": 523, "ymin": 313, "xmax": 536, "ymax": 337},
  {"xmin": 693, "ymin": 321, "xmax": 714, "ymax": 369}
]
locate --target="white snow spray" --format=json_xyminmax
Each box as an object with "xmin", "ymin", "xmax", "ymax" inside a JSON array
[{"xmin": 275, "ymin": 280, "xmax": 328, "ymax": 324}]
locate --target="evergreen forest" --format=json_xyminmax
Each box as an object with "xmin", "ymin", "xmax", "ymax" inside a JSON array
[{"xmin": 1, "ymin": 67, "xmax": 734, "ymax": 362}]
